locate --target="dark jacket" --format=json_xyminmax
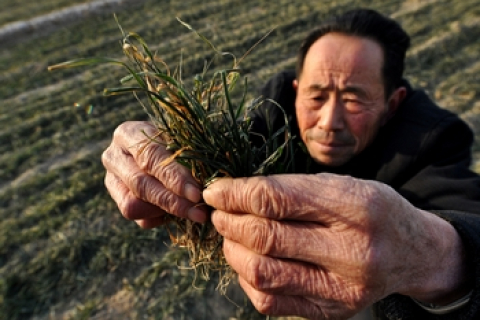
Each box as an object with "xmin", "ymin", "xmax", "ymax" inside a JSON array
[{"xmin": 249, "ymin": 70, "xmax": 480, "ymax": 320}]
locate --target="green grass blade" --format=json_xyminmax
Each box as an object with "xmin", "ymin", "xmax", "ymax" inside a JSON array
[{"xmin": 47, "ymin": 57, "xmax": 124, "ymax": 71}]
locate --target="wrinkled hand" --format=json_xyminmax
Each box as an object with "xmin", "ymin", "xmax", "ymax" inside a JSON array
[
  {"xmin": 203, "ymin": 173, "xmax": 468, "ymax": 319},
  {"xmin": 102, "ymin": 121, "xmax": 208, "ymax": 228}
]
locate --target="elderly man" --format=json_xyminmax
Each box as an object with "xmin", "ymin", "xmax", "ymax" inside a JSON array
[{"xmin": 102, "ymin": 9, "xmax": 480, "ymax": 320}]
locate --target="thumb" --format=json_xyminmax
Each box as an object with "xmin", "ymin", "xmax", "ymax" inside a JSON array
[
  {"xmin": 203, "ymin": 176, "xmax": 289, "ymax": 219},
  {"xmin": 203, "ymin": 175, "xmax": 331, "ymax": 221},
  {"xmin": 203, "ymin": 173, "xmax": 368, "ymax": 222}
]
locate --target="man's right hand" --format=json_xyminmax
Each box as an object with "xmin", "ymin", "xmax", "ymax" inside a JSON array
[{"xmin": 102, "ymin": 121, "xmax": 208, "ymax": 228}]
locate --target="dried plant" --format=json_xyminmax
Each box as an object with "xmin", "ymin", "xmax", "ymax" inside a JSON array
[{"xmin": 48, "ymin": 18, "xmax": 295, "ymax": 293}]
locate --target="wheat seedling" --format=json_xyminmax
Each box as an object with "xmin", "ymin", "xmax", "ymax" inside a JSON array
[{"xmin": 48, "ymin": 18, "xmax": 295, "ymax": 293}]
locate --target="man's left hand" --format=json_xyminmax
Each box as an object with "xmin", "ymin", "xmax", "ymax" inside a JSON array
[{"xmin": 203, "ymin": 173, "xmax": 469, "ymax": 319}]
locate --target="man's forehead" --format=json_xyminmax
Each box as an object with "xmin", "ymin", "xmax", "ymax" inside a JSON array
[
  {"xmin": 302, "ymin": 33, "xmax": 384, "ymax": 81},
  {"xmin": 299, "ymin": 67, "xmax": 382, "ymax": 89}
]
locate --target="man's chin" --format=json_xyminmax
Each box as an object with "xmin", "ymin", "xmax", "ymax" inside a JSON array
[
  {"xmin": 307, "ymin": 146, "xmax": 353, "ymax": 167},
  {"xmin": 314, "ymin": 158, "xmax": 349, "ymax": 167}
]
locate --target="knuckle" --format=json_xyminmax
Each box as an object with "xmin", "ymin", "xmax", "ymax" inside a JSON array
[
  {"xmin": 136, "ymin": 144, "xmax": 187, "ymax": 186},
  {"xmin": 157, "ymin": 161, "xmax": 187, "ymax": 188},
  {"xmin": 155, "ymin": 189, "xmax": 177, "ymax": 211},
  {"xmin": 104, "ymin": 174, "xmax": 119, "ymax": 201},
  {"xmin": 357, "ymin": 181, "xmax": 391, "ymax": 220},
  {"xmin": 351, "ymin": 177, "xmax": 385, "ymax": 207},
  {"xmin": 252, "ymin": 293, "xmax": 277, "ymax": 315},
  {"xmin": 212, "ymin": 211, "xmax": 228, "ymax": 235},
  {"xmin": 351, "ymin": 284, "xmax": 371, "ymax": 307},
  {"xmin": 360, "ymin": 181, "xmax": 379, "ymax": 203},
  {"xmin": 118, "ymin": 197, "xmax": 140, "ymax": 220},
  {"xmin": 113, "ymin": 121, "xmax": 130, "ymax": 140},
  {"xmin": 248, "ymin": 218, "xmax": 277, "ymax": 255},
  {"xmin": 128, "ymin": 171, "xmax": 149, "ymax": 198},
  {"xmin": 104, "ymin": 172, "xmax": 112, "ymax": 189},
  {"xmin": 101, "ymin": 146, "xmax": 113, "ymax": 168},
  {"xmin": 126, "ymin": 170, "xmax": 188, "ymax": 217},
  {"xmin": 152, "ymin": 188, "xmax": 188, "ymax": 217},
  {"xmin": 245, "ymin": 256, "xmax": 269, "ymax": 291},
  {"xmin": 136, "ymin": 142, "xmax": 158, "ymax": 173},
  {"xmin": 248, "ymin": 177, "xmax": 281, "ymax": 218}
]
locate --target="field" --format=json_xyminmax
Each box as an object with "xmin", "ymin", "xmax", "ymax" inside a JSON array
[{"xmin": 1, "ymin": 0, "xmax": 480, "ymax": 319}]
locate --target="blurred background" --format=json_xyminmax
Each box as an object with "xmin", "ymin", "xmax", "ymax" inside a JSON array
[{"xmin": 1, "ymin": 0, "xmax": 479, "ymax": 319}]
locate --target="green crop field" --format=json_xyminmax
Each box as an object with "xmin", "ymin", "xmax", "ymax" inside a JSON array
[{"xmin": 1, "ymin": 0, "xmax": 480, "ymax": 319}]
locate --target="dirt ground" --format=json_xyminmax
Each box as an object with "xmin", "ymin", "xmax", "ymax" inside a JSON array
[{"xmin": 2, "ymin": 0, "xmax": 479, "ymax": 319}]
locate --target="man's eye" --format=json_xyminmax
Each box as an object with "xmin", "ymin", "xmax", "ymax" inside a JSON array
[
  {"xmin": 344, "ymin": 99, "xmax": 364, "ymax": 112},
  {"xmin": 313, "ymin": 96, "xmax": 326, "ymax": 102}
]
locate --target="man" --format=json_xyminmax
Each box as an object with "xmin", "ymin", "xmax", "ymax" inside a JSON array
[{"xmin": 102, "ymin": 9, "xmax": 480, "ymax": 319}]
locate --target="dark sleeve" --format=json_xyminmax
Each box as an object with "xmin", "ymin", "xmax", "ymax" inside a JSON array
[
  {"xmin": 397, "ymin": 114, "xmax": 480, "ymax": 214},
  {"xmin": 376, "ymin": 117, "xmax": 480, "ymax": 319}
]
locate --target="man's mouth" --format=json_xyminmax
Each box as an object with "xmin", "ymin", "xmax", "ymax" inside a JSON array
[
  {"xmin": 318, "ymin": 141, "xmax": 348, "ymax": 147},
  {"xmin": 311, "ymin": 140, "xmax": 352, "ymax": 153}
]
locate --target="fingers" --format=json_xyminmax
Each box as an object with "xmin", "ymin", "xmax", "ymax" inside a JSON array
[
  {"xmin": 203, "ymin": 174, "xmax": 366, "ymax": 222},
  {"xmin": 223, "ymin": 239, "xmax": 326, "ymax": 297},
  {"xmin": 103, "ymin": 144, "xmax": 207, "ymax": 222},
  {"xmin": 104, "ymin": 173, "xmax": 195, "ymax": 228},
  {"xmin": 238, "ymin": 277, "xmax": 326, "ymax": 319},
  {"xmin": 212, "ymin": 209, "xmax": 343, "ymax": 265},
  {"xmin": 105, "ymin": 172, "xmax": 167, "ymax": 219},
  {"xmin": 102, "ymin": 121, "xmax": 208, "ymax": 222},
  {"xmin": 240, "ymin": 277, "xmax": 324, "ymax": 318},
  {"xmin": 225, "ymin": 239, "xmax": 364, "ymax": 319},
  {"xmin": 113, "ymin": 121, "xmax": 202, "ymax": 202},
  {"xmin": 203, "ymin": 176, "xmax": 294, "ymax": 220}
]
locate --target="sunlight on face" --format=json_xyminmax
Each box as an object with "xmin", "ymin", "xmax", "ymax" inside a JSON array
[{"xmin": 294, "ymin": 33, "xmax": 397, "ymax": 167}]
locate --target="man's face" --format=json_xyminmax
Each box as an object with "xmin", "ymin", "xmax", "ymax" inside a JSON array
[{"xmin": 294, "ymin": 33, "xmax": 401, "ymax": 167}]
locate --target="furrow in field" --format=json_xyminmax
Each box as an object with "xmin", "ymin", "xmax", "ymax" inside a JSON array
[
  {"xmin": 0, "ymin": 0, "xmax": 91, "ymax": 26},
  {"xmin": 408, "ymin": 16, "xmax": 480, "ymax": 59},
  {"xmin": 435, "ymin": 57, "xmax": 480, "ymax": 113},
  {"xmin": 0, "ymin": 0, "xmax": 259, "ymax": 77},
  {"xmin": 0, "ymin": 0, "xmax": 145, "ymax": 46},
  {"xmin": 404, "ymin": 17, "xmax": 480, "ymax": 95},
  {"xmin": 397, "ymin": 0, "xmax": 479, "ymax": 47},
  {"xmin": 0, "ymin": 97, "xmax": 144, "ymax": 182},
  {"xmin": 391, "ymin": 0, "xmax": 444, "ymax": 19},
  {"xmin": 0, "ymin": 139, "xmax": 109, "ymax": 196}
]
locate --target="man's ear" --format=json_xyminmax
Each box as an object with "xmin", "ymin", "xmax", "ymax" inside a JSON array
[
  {"xmin": 383, "ymin": 86, "xmax": 407, "ymax": 125},
  {"xmin": 293, "ymin": 79, "xmax": 299, "ymax": 92}
]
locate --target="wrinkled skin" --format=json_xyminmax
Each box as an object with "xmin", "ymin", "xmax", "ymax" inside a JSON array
[
  {"xmin": 103, "ymin": 122, "xmax": 468, "ymax": 319},
  {"xmin": 203, "ymin": 175, "xmax": 469, "ymax": 319},
  {"xmin": 102, "ymin": 121, "xmax": 208, "ymax": 228}
]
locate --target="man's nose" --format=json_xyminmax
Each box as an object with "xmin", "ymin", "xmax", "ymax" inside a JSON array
[{"xmin": 317, "ymin": 96, "xmax": 345, "ymax": 131}]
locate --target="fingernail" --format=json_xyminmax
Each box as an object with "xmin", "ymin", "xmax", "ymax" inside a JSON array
[
  {"xmin": 202, "ymin": 186, "xmax": 216, "ymax": 203},
  {"xmin": 187, "ymin": 207, "xmax": 207, "ymax": 223},
  {"xmin": 184, "ymin": 183, "xmax": 201, "ymax": 203}
]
